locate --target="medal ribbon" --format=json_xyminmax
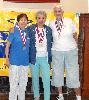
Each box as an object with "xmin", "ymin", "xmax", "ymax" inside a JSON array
[
  {"xmin": 36, "ymin": 24, "xmax": 44, "ymax": 43},
  {"xmin": 16, "ymin": 24, "xmax": 27, "ymax": 47},
  {"xmin": 55, "ymin": 19, "xmax": 63, "ymax": 35}
]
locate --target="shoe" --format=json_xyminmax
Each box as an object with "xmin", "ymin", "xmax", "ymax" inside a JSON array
[
  {"xmin": 76, "ymin": 96, "xmax": 81, "ymax": 100},
  {"xmin": 34, "ymin": 97, "xmax": 40, "ymax": 100},
  {"xmin": 56, "ymin": 96, "xmax": 64, "ymax": 100}
]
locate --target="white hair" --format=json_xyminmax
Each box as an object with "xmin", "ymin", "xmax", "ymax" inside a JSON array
[
  {"xmin": 35, "ymin": 10, "xmax": 47, "ymax": 19},
  {"xmin": 54, "ymin": 4, "xmax": 63, "ymax": 10}
]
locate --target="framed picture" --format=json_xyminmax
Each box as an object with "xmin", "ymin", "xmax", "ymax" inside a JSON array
[{"xmin": 3, "ymin": 0, "xmax": 60, "ymax": 3}]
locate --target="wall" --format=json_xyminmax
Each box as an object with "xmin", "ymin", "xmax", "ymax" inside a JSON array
[
  {"xmin": 3, "ymin": 2, "xmax": 58, "ymax": 11},
  {"xmin": 88, "ymin": 0, "xmax": 89, "ymax": 13},
  {"xmin": 2, "ymin": 0, "xmax": 88, "ymax": 13},
  {"xmin": 0, "ymin": 0, "xmax": 3, "ymax": 9},
  {"xmin": 61, "ymin": 0, "xmax": 88, "ymax": 13}
]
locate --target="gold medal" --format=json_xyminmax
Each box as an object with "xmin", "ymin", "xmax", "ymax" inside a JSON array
[
  {"xmin": 23, "ymin": 46, "xmax": 26, "ymax": 50},
  {"xmin": 39, "ymin": 43, "xmax": 43, "ymax": 47},
  {"xmin": 58, "ymin": 34, "xmax": 60, "ymax": 38}
]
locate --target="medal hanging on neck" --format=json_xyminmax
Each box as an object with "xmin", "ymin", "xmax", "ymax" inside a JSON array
[
  {"xmin": 36, "ymin": 24, "xmax": 44, "ymax": 47},
  {"xmin": 55, "ymin": 19, "xmax": 63, "ymax": 38},
  {"xmin": 16, "ymin": 24, "xmax": 27, "ymax": 50}
]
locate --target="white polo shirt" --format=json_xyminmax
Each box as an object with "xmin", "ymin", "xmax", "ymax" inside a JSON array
[{"xmin": 49, "ymin": 18, "xmax": 77, "ymax": 51}]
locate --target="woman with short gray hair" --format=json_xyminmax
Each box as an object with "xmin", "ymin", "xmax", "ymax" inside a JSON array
[{"xmin": 28, "ymin": 10, "xmax": 53, "ymax": 100}]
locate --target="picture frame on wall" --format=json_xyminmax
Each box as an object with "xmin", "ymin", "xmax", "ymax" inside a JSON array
[{"xmin": 3, "ymin": 0, "xmax": 60, "ymax": 3}]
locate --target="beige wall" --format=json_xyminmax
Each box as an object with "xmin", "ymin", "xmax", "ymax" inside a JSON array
[
  {"xmin": 88, "ymin": 0, "xmax": 89, "ymax": 12},
  {"xmin": 2, "ymin": 2, "xmax": 57, "ymax": 11},
  {"xmin": 0, "ymin": 0, "xmax": 3, "ymax": 9},
  {"xmin": 61, "ymin": 0, "xmax": 88, "ymax": 13},
  {"xmin": 2, "ymin": 0, "xmax": 88, "ymax": 13}
]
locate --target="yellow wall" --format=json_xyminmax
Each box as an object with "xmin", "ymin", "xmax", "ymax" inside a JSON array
[
  {"xmin": 0, "ymin": 0, "xmax": 84, "ymax": 76},
  {"xmin": 0, "ymin": 11, "xmax": 78, "ymax": 77}
]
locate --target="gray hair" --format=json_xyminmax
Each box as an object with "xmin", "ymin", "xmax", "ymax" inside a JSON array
[{"xmin": 35, "ymin": 10, "xmax": 47, "ymax": 19}]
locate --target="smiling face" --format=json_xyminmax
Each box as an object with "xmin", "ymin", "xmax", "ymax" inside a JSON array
[
  {"xmin": 17, "ymin": 14, "xmax": 28, "ymax": 30},
  {"xmin": 54, "ymin": 6, "xmax": 64, "ymax": 20},
  {"xmin": 18, "ymin": 17, "xmax": 28, "ymax": 29},
  {"xmin": 36, "ymin": 11, "xmax": 46, "ymax": 28}
]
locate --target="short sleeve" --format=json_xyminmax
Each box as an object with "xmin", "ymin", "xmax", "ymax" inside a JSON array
[
  {"xmin": 71, "ymin": 20, "xmax": 77, "ymax": 33},
  {"xmin": 7, "ymin": 32, "xmax": 14, "ymax": 43}
]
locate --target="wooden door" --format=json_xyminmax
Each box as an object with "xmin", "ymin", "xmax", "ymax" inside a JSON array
[{"xmin": 79, "ymin": 14, "xmax": 89, "ymax": 98}]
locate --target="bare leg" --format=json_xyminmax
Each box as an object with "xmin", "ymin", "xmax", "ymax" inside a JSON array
[
  {"xmin": 58, "ymin": 86, "xmax": 62, "ymax": 95},
  {"xmin": 74, "ymin": 87, "xmax": 81, "ymax": 95},
  {"xmin": 74, "ymin": 87, "xmax": 81, "ymax": 100},
  {"xmin": 58, "ymin": 86, "xmax": 64, "ymax": 100}
]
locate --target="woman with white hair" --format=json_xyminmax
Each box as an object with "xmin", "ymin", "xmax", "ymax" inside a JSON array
[
  {"xmin": 28, "ymin": 10, "xmax": 53, "ymax": 100},
  {"xmin": 49, "ymin": 4, "xmax": 81, "ymax": 100}
]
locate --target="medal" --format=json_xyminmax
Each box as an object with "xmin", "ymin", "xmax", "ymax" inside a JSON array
[
  {"xmin": 23, "ymin": 46, "xmax": 26, "ymax": 50},
  {"xmin": 39, "ymin": 43, "xmax": 43, "ymax": 47},
  {"xmin": 58, "ymin": 34, "xmax": 60, "ymax": 38}
]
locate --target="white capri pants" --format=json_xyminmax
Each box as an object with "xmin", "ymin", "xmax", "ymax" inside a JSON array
[
  {"xmin": 51, "ymin": 49, "xmax": 80, "ymax": 88},
  {"xmin": 9, "ymin": 65, "xmax": 28, "ymax": 100}
]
